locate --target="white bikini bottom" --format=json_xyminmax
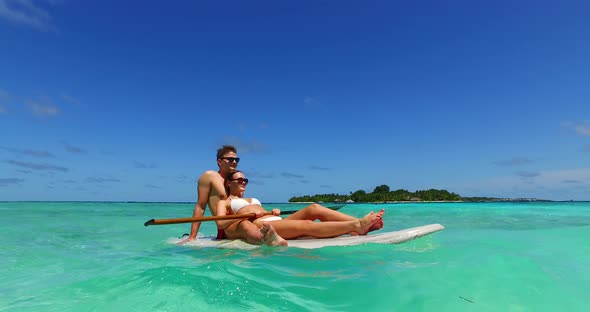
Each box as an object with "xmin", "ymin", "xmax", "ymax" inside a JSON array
[{"xmin": 259, "ymin": 216, "xmax": 282, "ymax": 222}]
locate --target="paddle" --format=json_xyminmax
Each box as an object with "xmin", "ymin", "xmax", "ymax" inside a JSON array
[
  {"xmin": 144, "ymin": 212, "xmax": 273, "ymax": 226},
  {"xmin": 144, "ymin": 204, "xmax": 346, "ymax": 226}
]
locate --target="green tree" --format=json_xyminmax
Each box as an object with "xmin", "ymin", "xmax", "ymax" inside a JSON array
[
  {"xmin": 290, "ymin": 186, "xmax": 463, "ymax": 203},
  {"xmin": 391, "ymin": 189, "xmax": 411, "ymax": 201},
  {"xmin": 350, "ymin": 190, "xmax": 367, "ymax": 202},
  {"xmin": 373, "ymin": 184, "xmax": 390, "ymax": 193}
]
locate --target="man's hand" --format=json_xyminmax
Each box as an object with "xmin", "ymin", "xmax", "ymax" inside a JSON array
[{"xmin": 177, "ymin": 235, "xmax": 196, "ymax": 245}]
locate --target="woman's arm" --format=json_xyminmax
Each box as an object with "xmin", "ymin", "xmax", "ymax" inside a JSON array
[{"xmin": 215, "ymin": 199, "xmax": 234, "ymax": 229}]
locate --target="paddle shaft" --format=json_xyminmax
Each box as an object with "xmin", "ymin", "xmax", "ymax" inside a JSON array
[
  {"xmin": 144, "ymin": 212, "xmax": 273, "ymax": 226},
  {"xmin": 144, "ymin": 204, "xmax": 345, "ymax": 226}
]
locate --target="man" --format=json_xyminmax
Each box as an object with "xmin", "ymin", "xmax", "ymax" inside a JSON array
[{"xmin": 180, "ymin": 145, "xmax": 265, "ymax": 245}]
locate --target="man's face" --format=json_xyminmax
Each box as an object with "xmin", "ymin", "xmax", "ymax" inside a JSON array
[{"xmin": 218, "ymin": 151, "xmax": 239, "ymax": 171}]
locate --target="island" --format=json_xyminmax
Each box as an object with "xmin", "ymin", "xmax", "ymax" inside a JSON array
[{"xmin": 288, "ymin": 184, "xmax": 550, "ymax": 203}]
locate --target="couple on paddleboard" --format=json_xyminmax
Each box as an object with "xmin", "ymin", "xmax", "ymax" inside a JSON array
[{"xmin": 179, "ymin": 145, "xmax": 385, "ymax": 246}]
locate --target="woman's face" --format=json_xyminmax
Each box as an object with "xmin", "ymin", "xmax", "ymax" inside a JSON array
[{"xmin": 228, "ymin": 172, "xmax": 249, "ymax": 193}]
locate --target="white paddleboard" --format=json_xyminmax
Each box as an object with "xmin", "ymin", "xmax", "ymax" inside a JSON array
[{"xmin": 169, "ymin": 224, "xmax": 444, "ymax": 250}]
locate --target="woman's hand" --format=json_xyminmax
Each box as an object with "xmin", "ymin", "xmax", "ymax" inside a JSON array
[
  {"xmin": 271, "ymin": 208, "xmax": 280, "ymax": 216},
  {"xmin": 254, "ymin": 211, "xmax": 266, "ymax": 219}
]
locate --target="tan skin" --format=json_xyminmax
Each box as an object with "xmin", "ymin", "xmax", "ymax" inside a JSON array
[
  {"xmin": 217, "ymin": 172, "xmax": 385, "ymax": 240},
  {"xmin": 179, "ymin": 151, "xmax": 262, "ymax": 245}
]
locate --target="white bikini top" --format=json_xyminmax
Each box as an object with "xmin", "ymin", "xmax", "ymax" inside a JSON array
[{"xmin": 230, "ymin": 197, "xmax": 262, "ymax": 213}]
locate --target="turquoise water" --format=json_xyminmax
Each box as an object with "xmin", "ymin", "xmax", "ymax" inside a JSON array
[{"xmin": 1, "ymin": 202, "xmax": 589, "ymax": 311}]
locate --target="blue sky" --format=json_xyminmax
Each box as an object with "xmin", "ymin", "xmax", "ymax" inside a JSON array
[{"xmin": 1, "ymin": 0, "xmax": 589, "ymax": 202}]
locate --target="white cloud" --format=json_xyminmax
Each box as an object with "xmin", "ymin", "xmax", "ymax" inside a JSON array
[
  {"xmin": 457, "ymin": 168, "xmax": 590, "ymax": 200},
  {"xmin": 236, "ymin": 122, "xmax": 269, "ymax": 131},
  {"xmin": 221, "ymin": 136, "xmax": 267, "ymax": 153},
  {"xmin": 0, "ymin": 0, "xmax": 58, "ymax": 32},
  {"xmin": 237, "ymin": 123, "xmax": 248, "ymax": 131},
  {"xmin": 493, "ymin": 157, "xmax": 532, "ymax": 166},
  {"xmin": 85, "ymin": 177, "xmax": 121, "ymax": 184},
  {"xmin": 535, "ymin": 168, "xmax": 590, "ymax": 183},
  {"xmin": 6, "ymin": 159, "xmax": 68, "ymax": 172},
  {"xmin": 62, "ymin": 142, "xmax": 85, "ymax": 153},
  {"xmin": 515, "ymin": 171, "xmax": 540, "ymax": 178},
  {"xmin": 282, "ymin": 172, "xmax": 304, "ymax": 179},
  {"xmin": 309, "ymin": 165, "xmax": 332, "ymax": 171},
  {"xmin": 246, "ymin": 169, "xmax": 274, "ymax": 179},
  {"xmin": 303, "ymin": 96, "xmax": 329, "ymax": 113},
  {"xmin": 134, "ymin": 161, "xmax": 156, "ymax": 169},
  {"xmin": 0, "ymin": 146, "xmax": 54, "ymax": 157},
  {"xmin": 575, "ymin": 125, "xmax": 590, "ymax": 137},
  {"xmin": 303, "ymin": 96, "xmax": 317, "ymax": 105},
  {"xmin": 26, "ymin": 99, "xmax": 59, "ymax": 116},
  {"xmin": 303, "ymin": 96, "xmax": 323, "ymax": 109},
  {"xmin": 0, "ymin": 177, "xmax": 24, "ymax": 186},
  {"xmin": 61, "ymin": 93, "xmax": 80, "ymax": 105},
  {"xmin": 562, "ymin": 179, "xmax": 581, "ymax": 184},
  {"xmin": 563, "ymin": 121, "xmax": 590, "ymax": 137},
  {"xmin": 0, "ymin": 88, "xmax": 9, "ymax": 114},
  {"xmin": 507, "ymin": 168, "xmax": 589, "ymax": 186}
]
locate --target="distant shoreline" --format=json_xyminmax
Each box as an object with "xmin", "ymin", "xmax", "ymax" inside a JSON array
[{"xmin": 291, "ymin": 199, "xmax": 558, "ymax": 204}]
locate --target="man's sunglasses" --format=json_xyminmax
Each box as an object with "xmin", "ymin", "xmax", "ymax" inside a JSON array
[
  {"xmin": 231, "ymin": 178, "xmax": 249, "ymax": 185},
  {"xmin": 220, "ymin": 157, "xmax": 240, "ymax": 163}
]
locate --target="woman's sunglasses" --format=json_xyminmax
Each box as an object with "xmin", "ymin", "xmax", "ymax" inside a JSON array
[{"xmin": 231, "ymin": 178, "xmax": 249, "ymax": 185}]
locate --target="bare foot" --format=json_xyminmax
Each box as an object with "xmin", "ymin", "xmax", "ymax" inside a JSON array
[
  {"xmin": 371, "ymin": 209, "xmax": 385, "ymax": 231},
  {"xmin": 357, "ymin": 209, "xmax": 385, "ymax": 235},
  {"xmin": 260, "ymin": 223, "xmax": 288, "ymax": 246},
  {"xmin": 350, "ymin": 209, "xmax": 385, "ymax": 235}
]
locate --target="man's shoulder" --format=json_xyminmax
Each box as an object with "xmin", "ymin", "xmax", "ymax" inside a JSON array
[{"xmin": 199, "ymin": 170, "xmax": 221, "ymax": 180}]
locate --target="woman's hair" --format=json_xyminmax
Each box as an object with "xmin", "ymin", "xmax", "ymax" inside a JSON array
[{"xmin": 224, "ymin": 170, "xmax": 242, "ymax": 195}]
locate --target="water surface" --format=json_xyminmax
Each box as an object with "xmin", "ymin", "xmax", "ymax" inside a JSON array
[{"xmin": 1, "ymin": 201, "xmax": 588, "ymax": 311}]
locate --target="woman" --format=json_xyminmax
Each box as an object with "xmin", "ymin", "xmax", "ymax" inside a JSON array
[{"xmin": 216, "ymin": 170, "xmax": 385, "ymax": 245}]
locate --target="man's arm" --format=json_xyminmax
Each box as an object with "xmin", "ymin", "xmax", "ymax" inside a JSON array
[{"xmin": 187, "ymin": 174, "xmax": 211, "ymax": 240}]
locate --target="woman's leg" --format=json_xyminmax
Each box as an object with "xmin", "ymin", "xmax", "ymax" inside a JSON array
[
  {"xmin": 255, "ymin": 212, "xmax": 383, "ymax": 239},
  {"xmin": 284, "ymin": 203, "xmax": 357, "ymax": 222},
  {"xmin": 285, "ymin": 204, "xmax": 385, "ymax": 235},
  {"xmin": 224, "ymin": 219, "xmax": 288, "ymax": 246},
  {"xmin": 260, "ymin": 223, "xmax": 288, "ymax": 246},
  {"xmin": 225, "ymin": 219, "xmax": 263, "ymax": 244}
]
